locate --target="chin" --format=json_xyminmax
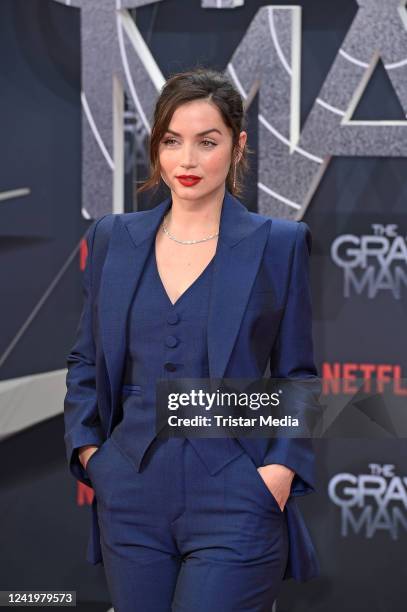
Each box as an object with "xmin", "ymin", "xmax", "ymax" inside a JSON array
[{"xmin": 172, "ymin": 185, "xmax": 205, "ymax": 199}]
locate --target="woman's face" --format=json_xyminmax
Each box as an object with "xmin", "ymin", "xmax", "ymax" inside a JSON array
[{"xmin": 158, "ymin": 99, "xmax": 247, "ymax": 201}]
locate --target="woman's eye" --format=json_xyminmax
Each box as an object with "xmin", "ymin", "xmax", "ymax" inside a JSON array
[{"xmin": 162, "ymin": 138, "xmax": 217, "ymax": 147}]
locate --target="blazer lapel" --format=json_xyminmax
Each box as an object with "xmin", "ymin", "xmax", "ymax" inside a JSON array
[
  {"xmin": 98, "ymin": 196, "xmax": 172, "ymax": 431},
  {"xmin": 98, "ymin": 189, "xmax": 271, "ymax": 432},
  {"xmin": 207, "ymin": 193, "xmax": 271, "ymax": 380}
]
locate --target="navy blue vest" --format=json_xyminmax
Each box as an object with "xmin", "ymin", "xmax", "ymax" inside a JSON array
[{"xmin": 111, "ymin": 239, "xmax": 244, "ymax": 474}]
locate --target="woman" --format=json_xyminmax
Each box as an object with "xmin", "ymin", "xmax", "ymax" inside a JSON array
[{"xmin": 64, "ymin": 68, "xmax": 320, "ymax": 611}]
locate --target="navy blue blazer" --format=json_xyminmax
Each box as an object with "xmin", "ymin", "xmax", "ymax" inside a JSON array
[{"xmin": 64, "ymin": 189, "xmax": 321, "ymax": 581}]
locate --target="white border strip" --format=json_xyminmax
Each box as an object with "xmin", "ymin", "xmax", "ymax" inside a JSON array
[
  {"xmin": 316, "ymin": 97, "xmax": 346, "ymax": 117},
  {"xmin": 259, "ymin": 113, "xmax": 324, "ymax": 163},
  {"xmin": 0, "ymin": 188, "xmax": 30, "ymax": 202},
  {"xmin": 268, "ymin": 7, "xmax": 292, "ymax": 76},
  {"xmin": 258, "ymin": 181, "xmax": 301, "ymax": 210},
  {"xmin": 227, "ymin": 62, "xmax": 248, "ymax": 99},
  {"xmin": 81, "ymin": 91, "xmax": 114, "ymax": 170}
]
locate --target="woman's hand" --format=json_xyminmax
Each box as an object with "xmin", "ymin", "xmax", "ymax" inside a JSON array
[
  {"xmin": 256, "ymin": 463, "xmax": 295, "ymax": 511},
  {"xmin": 78, "ymin": 444, "xmax": 100, "ymax": 471}
]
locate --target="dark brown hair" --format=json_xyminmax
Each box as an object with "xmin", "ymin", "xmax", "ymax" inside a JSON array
[{"xmin": 136, "ymin": 67, "xmax": 252, "ymax": 199}]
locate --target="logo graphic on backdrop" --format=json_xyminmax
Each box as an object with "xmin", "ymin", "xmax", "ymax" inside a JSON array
[
  {"xmin": 52, "ymin": 0, "xmax": 407, "ymax": 219},
  {"xmin": 328, "ymin": 463, "xmax": 407, "ymax": 540},
  {"xmin": 331, "ymin": 223, "xmax": 407, "ymax": 299}
]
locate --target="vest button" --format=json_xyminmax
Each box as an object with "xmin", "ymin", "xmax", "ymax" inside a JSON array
[
  {"xmin": 164, "ymin": 362, "xmax": 177, "ymax": 372},
  {"xmin": 167, "ymin": 312, "xmax": 179, "ymax": 325},
  {"xmin": 165, "ymin": 335, "xmax": 178, "ymax": 348}
]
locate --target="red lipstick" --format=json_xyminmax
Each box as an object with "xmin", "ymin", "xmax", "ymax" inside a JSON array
[{"xmin": 176, "ymin": 175, "xmax": 202, "ymax": 187}]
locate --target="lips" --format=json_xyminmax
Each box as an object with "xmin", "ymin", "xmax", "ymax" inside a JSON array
[{"xmin": 176, "ymin": 176, "xmax": 202, "ymax": 187}]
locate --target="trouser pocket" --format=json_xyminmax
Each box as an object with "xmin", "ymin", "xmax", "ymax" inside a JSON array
[{"xmin": 244, "ymin": 453, "xmax": 285, "ymax": 514}]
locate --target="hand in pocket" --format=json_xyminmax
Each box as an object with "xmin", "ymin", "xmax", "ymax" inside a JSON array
[
  {"xmin": 256, "ymin": 464, "xmax": 295, "ymax": 511},
  {"xmin": 78, "ymin": 445, "xmax": 100, "ymax": 471}
]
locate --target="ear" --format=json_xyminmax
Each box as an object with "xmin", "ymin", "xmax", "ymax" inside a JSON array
[{"xmin": 235, "ymin": 131, "xmax": 248, "ymax": 163}]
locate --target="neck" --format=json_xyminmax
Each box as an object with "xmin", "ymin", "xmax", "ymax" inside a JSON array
[{"xmin": 165, "ymin": 185, "xmax": 224, "ymax": 239}]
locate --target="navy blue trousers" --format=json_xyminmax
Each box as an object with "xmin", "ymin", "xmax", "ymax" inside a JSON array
[{"xmin": 87, "ymin": 435, "xmax": 289, "ymax": 612}]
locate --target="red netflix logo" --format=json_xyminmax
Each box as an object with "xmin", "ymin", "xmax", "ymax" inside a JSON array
[{"xmin": 322, "ymin": 362, "xmax": 407, "ymax": 395}]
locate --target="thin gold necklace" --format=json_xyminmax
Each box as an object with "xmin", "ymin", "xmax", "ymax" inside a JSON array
[{"xmin": 161, "ymin": 212, "xmax": 219, "ymax": 245}]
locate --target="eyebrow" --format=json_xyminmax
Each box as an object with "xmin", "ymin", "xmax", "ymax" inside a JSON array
[{"xmin": 164, "ymin": 128, "xmax": 222, "ymax": 137}]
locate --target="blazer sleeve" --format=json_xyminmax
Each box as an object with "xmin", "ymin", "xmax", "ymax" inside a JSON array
[
  {"xmin": 63, "ymin": 216, "xmax": 108, "ymax": 487},
  {"xmin": 262, "ymin": 220, "xmax": 320, "ymax": 496}
]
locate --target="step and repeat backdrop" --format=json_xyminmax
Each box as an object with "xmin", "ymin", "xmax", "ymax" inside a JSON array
[{"xmin": 1, "ymin": 0, "xmax": 406, "ymax": 610}]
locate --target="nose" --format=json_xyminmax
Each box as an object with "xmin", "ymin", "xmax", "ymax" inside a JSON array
[{"xmin": 180, "ymin": 143, "xmax": 198, "ymax": 168}]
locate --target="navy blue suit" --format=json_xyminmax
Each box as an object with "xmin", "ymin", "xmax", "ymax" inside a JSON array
[{"xmin": 64, "ymin": 189, "xmax": 320, "ymax": 603}]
